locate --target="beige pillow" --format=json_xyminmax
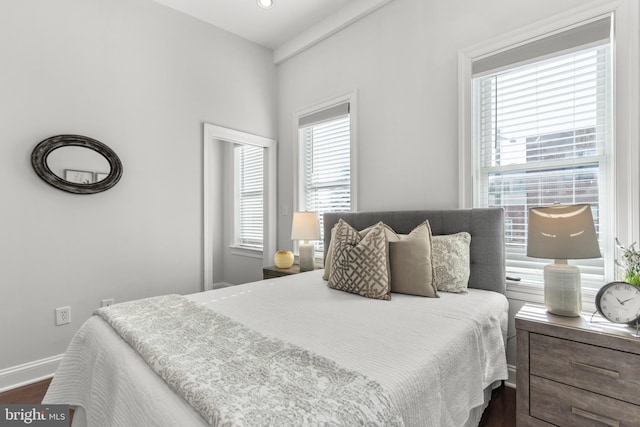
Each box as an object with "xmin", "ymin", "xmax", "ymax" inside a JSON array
[
  {"xmin": 432, "ymin": 232, "xmax": 471, "ymax": 293},
  {"xmin": 328, "ymin": 220, "xmax": 391, "ymax": 300},
  {"xmin": 322, "ymin": 224, "xmax": 338, "ymax": 280},
  {"xmin": 387, "ymin": 222, "xmax": 437, "ymax": 297}
]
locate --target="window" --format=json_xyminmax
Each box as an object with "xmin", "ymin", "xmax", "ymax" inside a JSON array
[
  {"xmin": 297, "ymin": 101, "xmax": 353, "ymax": 255},
  {"xmin": 235, "ymin": 144, "xmax": 264, "ymax": 250},
  {"xmin": 472, "ymin": 17, "xmax": 613, "ymax": 289}
]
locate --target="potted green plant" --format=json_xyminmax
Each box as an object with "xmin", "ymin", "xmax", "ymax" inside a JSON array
[{"xmin": 615, "ymin": 238, "xmax": 640, "ymax": 286}]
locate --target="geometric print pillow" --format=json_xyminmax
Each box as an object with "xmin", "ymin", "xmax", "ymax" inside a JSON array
[
  {"xmin": 328, "ymin": 220, "xmax": 391, "ymax": 300},
  {"xmin": 322, "ymin": 222, "xmax": 396, "ymax": 281}
]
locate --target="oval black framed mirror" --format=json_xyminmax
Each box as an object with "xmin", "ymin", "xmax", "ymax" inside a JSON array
[{"xmin": 31, "ymin": 135, "xmax": 123, "ymax": 194}]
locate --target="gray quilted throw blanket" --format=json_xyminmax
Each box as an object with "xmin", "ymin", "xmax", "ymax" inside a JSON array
[{"xmin": 95, "ymin": 294, "xmax": 404, "ymax": 427}]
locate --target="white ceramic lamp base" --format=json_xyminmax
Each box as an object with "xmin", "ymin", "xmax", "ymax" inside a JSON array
[
  {"xmin": 299, "ymin": 242, "xmax": 315, "ymax": 272},
  {"xmin": 544, "ymin": 260, "xmax": 582, "ymax": 317}
]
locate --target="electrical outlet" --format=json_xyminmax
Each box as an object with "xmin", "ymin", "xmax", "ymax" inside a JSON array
[
  {"xmin": 100, "ymin": 298, "xmax": 115, "ymax": 307},
  {"xmin": 55, "ymin": 306, "xmax": 70, "ymax": 326}
]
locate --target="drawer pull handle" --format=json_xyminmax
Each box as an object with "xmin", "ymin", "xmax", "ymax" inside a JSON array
[
  {"xmin": 571, "ymin": 360, "xmax": 620, "ymax": 378},
  {"xmin": 572, "ymin": 407, "xmax": 619, "ymax": 427}
]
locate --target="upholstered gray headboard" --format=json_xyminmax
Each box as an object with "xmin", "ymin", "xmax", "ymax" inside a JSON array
[{"xmin": 323, "ymin": 209, "xmax": 506, "ymax": 294}]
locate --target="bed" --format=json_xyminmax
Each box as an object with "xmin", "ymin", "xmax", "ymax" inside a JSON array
[{"xmin": 43, "ymin": 209, "xmax": 508, "ymax": 427}]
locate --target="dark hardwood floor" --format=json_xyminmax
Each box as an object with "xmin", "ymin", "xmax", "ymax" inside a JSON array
[
  {"xmin": 479, "ymin": 385, "xmax": 516, "ymax": 427},
  {"xmin": 0, "ymin": 378, "xmax": 51, "ymax": 404},
  {"xmin": 0, "ymin": 378, "xmax": 516, "ymax": 426}
]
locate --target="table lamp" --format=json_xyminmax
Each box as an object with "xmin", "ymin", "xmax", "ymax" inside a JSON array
[
  {"xmin": 527, "ymin": 204, "xmax": 601, "ymax": 317},
  {"xmin": 291, "ymin": 211, "xmax": 320, "ymax": 272}
]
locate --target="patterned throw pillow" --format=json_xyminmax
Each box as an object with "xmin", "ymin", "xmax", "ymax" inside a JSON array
[
  {"xmin": 323, "ymin": 222, "xmax": 396, "ymax": 281},
  {"xmin": 432, "ymin": 232, "xmax": 471, "ymax": 293},
  {"xmin": 328, "ymin": 220, "xmax": 391, "ymax": 300}
]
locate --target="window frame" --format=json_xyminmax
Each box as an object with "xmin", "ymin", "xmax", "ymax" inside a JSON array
[
  {"xmin": 474, "ymin": 43, "xmax": 612, "ymax": 290},
  {"xmin": 293, "ymin": 92, "xmax": 358, "ymax": 259},
  {"xmin": 458, "ymin": 0, "xmax": 640, "ymax": 308}
]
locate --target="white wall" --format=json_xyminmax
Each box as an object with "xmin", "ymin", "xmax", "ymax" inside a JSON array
[
  {"xmin": 0, "ymin": 0, "xmax": 276, "ymax": 378},
  {"xmin": 276, "ymin": 0, "xmax": 598, "ymax": 371}
]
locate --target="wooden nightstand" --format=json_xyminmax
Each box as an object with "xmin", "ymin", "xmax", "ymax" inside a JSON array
[
  {"xmin": 516, "ymin": 303, "xmax": 640, "ymax": 426},
  {"xmin": 263, "ymin": 265, "xmax": 304, "ymax": 279}
]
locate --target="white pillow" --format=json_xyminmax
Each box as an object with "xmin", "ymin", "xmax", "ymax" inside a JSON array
[{"xmin": 432, "ymin": 232, "xmax": 471, "ymax": 293}]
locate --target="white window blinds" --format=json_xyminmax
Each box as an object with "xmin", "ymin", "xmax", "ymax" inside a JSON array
[
  {"xmin": 236, "ymin": 144, "xmax": 264, "ymax": 249},
  {"xmin": 299, "ymin": 102, "xmax": 351, "ymax": 254},
  {"xmin": 473, "ymin": 17, "xmax": 612, "ymax": 288}
]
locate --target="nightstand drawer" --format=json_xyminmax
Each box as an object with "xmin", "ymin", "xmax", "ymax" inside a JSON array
[
  {"xmin": 530, "ymin": 333, "xmax": 640, "ymax": 406},
  {"xmin": 531, "ymin": 376, "xmax": 640, "ymax": 427}
]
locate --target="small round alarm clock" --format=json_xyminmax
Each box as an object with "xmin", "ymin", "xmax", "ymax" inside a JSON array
[{"xmin": 595, "ymin": 281, "xmax": 640, "ymax": 325}]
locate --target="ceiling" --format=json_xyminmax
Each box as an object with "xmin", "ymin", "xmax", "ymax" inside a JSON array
[{"xmin": 152, "ymin": 0, "xmax": 392, "ymax": 62}]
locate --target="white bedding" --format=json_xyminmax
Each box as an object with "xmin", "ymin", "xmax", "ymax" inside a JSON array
[{"xmin": 44, "ymin": 270, "xmax": 508, "ymax": 427}]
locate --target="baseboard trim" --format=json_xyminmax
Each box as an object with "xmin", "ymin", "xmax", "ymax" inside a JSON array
[
  {"xmin": 505, "ymin": 363, "xmax": 516, "ymax": 388},
  {"xmin": 0, "ymin": 355, "xmax": 63, "ymax": 393}
]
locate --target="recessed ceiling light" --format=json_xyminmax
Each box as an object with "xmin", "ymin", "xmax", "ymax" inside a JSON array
[{"xmin": 257, "ymin": 0, "xmax": 274, "ymax": 9}]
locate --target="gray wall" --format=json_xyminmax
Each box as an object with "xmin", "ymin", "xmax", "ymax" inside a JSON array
[{"xmin": 0, "ymin": 0, "xmax": 276, "ymax": 371}]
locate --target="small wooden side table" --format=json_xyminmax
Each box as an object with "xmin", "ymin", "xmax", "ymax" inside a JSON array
[{"xmin": 263, "ymin": 265, "xmax": 302, "ymax": 279}]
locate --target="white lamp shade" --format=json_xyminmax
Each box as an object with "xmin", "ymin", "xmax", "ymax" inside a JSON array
[
  {"xmin": 291, "ymin": 212, "xmax": 320, "ymax": 241},
  {"xmin": 527, "ymin": 204, "xmax": 601, "ymax": 260}
]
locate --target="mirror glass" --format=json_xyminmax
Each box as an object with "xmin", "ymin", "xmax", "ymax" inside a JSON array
[{"xmin": 46, "ymin": 146, "xmax": 111, "ymax": 184}]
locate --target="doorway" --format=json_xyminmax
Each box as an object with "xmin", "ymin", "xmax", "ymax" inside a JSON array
[{"xmin": 203, "ymin": 123, "xmax": 276, "ymax": 290}]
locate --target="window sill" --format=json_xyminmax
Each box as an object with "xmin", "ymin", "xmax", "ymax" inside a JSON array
[
  {"xmin": 506, "ymin": 280, "xmax": 598, "ymax": 313},
  {"xmin": 229, "ymin": 246, "xmax": 263, "ymax": 259},
  {"xmin": 506, "ymin": 281, "xmax": 544, "ymax": 303},
  {"xmin": 290, "ymin": 252, "xmax": 325, "ymax": 268}
]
